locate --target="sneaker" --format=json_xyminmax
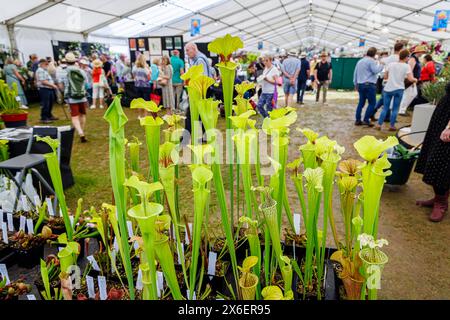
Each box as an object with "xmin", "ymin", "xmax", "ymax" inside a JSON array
[
  {"xmin": 374, "ymin": 124, "xmax": 382, "ymax": 131},
  {"xmin": 90, "ymin": 105, "xmax": 96, "ymax": 110},
  {"xmin": 20, "ymin": 105, "xmax": 29, "ymax": 110},
  {"xmin": 49, "ymin": 116, "xmax": 59, "ymax": 121},
  {"xmin": 389, "ymin": 126, "xmax": 397, "ymax": 132},
  {"xmin": 80, "ymin": 136, "xmax": 88, "ymax": 143},
  {"xmin": 100, "ymin": 105, "xmax": 104, "ymax": 109},
  {"xmin": 363, "ymin": 121, "xmax": 374, "ymax": 127},
  {"xmin": 355, "ymin": 120, "xmax": 363, "ymax": 126}
]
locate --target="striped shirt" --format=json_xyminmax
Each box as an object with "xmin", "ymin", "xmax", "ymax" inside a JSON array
[{"xmin": 35, "ymin": 67, "xmax": 55, "ymax": 89}]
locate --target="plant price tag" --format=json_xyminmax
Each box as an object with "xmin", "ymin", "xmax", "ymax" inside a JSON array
[
  {"xmin": 0, "ymin": 264, "xmax": 10, "ymax": 285},
  {"xmin": 19, "ymin": 215, "xmax": 26, "ymax": 231},
  {"xmin": 21, "ymin": 195, "xmax": 30, "ymax": 212},
  {"xmin": 86, "ymin": 275, "xmax": 95, "ymax": 299},
  {"xmin": 69, "ymin": 215, "xmax": 74, "ymax": 228},
  {"xmin": 6, "ymin": 213, "xmax": 14, "ymax": 232},
  {"xmin": 126, "ymin": 221, "xmax": 133, "ymax": 238},
  {"xmin": 294, "ymin": 213, "xmax": 301, "ymax": 235},
  {"xmin": 1, "ymin": 223, "xmax": 8, "ymax": 244},
  {"xmin": 27, "ymin": 294, "xmax": 36, "ymax": 300},
  {"xmin": 26, "ymin": 218, "xmax": 34, "ymax": 235},
  {"xmin": 59, "ymin": 208, "xmax": 63, "ymax": 217},
  {"xmin": 33, "ymin": 195, "xmax": 41, "ymax": 207},
  {"xmin": 186, "ymin": 289, "xmax": 196, "ymax": 300},
  {"xmin": 136, "ymin": 269, "xmax": 143, "ymax": 290},
  {"xmin": 46, "ymin": 198, "xmax": 55, "ymax": 216},
  {"xmin": 97, "ymin": 276, "xmax": 107, "ymax": 300},
  {"xmin": 207, "ymin": 251, "xmax": 217, "ymax": 277},
  {"xmin": 113, "ymin": 237, "xmax": 119, "ymax": 252},
  {"xmin": 87, "ymin": 255, "xmax": 101, "ymax": 271}
]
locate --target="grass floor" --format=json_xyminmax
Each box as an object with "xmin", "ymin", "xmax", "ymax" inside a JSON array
[{"xmin": 23, "ymin": 89, "xmax": 450, "ymax": 299}]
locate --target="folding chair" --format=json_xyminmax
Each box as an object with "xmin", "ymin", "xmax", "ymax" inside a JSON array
[{"xmin": 0, "ymin": 127, "xmax": 60, "ymax": 213}]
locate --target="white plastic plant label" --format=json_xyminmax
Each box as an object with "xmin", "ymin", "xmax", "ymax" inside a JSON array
[
  {"xmin": 27, "ymin": 294, "xmax": 36, "ymax": 300},
  {"xmin": 46, "ymin": 198, "xmax": 55, "ymax": 216},
  {"xmin": 185, "ymin": 223, "xmax": 192, "ymax": 245},
  {"xmin": 177, "ymin": 244, "xmax": 184, "ymax": 264},
  {"xmin": 0, "ymin": 264, "xmax": 10, "ymax": 285},
  {"xmin": 86, "ymin": 275, "xmax": 95, "ymax": 299},
  {"xmin": 2, "ymin": 223, "xmax": 8, "ymax": 244},
  {"xmin": 69, "ymin": 215, "xmax": 74, "ymax": 228},
  {"xmin": 59, "ymin": 208, "xmax": 63, "ymax": 217},
  {"xmin": 6, "ymin": 213, "xmax": 13, "ymax": 232},
  {"xmin": 207, "ymin": 252, "xmax": 217, "ymax": 277},
  {"xmin": 33, "ymin": 195, "xmax": 41, "ymax": 207},
  {"xmin": 136, "ymin": 269, "xmax": 143, "ymax": 290},
  {"xmin": 127, "ymin": 221, "xmax": 133, "ymax": 238},
  {"xmin": 186, "ymin": 290, "xmax": 196, "ymax": 300},
  {"xmin": 157, "ymin": 271, "xmax": 164, "ymax": 295},
  {"xmin": 26, "ymin": 218, "xmax": 34, "ymax": 235},
  {"xmin": 19, "ymin": 215, "xmax": 26, "ymax": 231},
  {"xmin": 294, "ymin": 213, "xmax": 301, "ymax": 235},
  {"xmin": 87, "ymin": 255, "xmax": 101, "ymax": 271},
  {"xmin": 110, "ymin": 250, "xmax": 116, "ymax": 270},
  {"xmin": 113, "ymin": 237, "xmax": 119, "ymax": 252},
  {"xmin": 97, "ymin": 276, "xmax": 107, "ymax": 300},
  {"xmin": 21, "ymin": 195, "xmax": 30, "ymax": 212}
]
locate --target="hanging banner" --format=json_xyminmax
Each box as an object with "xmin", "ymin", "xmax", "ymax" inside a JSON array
[
  {"xmin": 432, "ymin": 10, "xmax": 450, "ymax": 32},
  {"xmin": 359, "ymin": 37, "xmax": 366, "ymax": 47},
  {"xmin": 257, "ymin": 41, "xmax": 263, "ymax": 50},
  {"xmin": 191, "ymin": 19, "xmax": 201, "ymax": 36}
]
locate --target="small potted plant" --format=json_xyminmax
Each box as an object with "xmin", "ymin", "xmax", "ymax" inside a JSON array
[
  {"xmin": 9, "ymin": 226, "xmax": 54, "ymax": 268},
  {"xmin": 0, "ymin": 80, "xmax": 28, "ymax": 128},
  {"xmin": 385, "ymin": 144, "xmax": 421, "ymax": 186},
  {"xmin": 0, "ymin": 276, "xmax": 31, "ymax": 300}
]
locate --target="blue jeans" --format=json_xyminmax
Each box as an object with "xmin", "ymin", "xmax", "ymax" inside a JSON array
[
  {"xmin": 378, "ymin": 89, "xmax": 404, "ymax": 127},
  {"xmin": 297, "ymin": 78, "xmax": 307, "ymax": 103},
  {"xmin": 356, "ymin": 83, "xmax": 377, "ymax": 123},
  {"xmin": 257, "ymin": 93, "xmax": 274, "ymax": 118},
  {"xmin": 38, "ymin": 88, "xmax": 55, "ymax": 120}
]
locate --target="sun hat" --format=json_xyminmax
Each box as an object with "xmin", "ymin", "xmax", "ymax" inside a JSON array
[
  {"xmin": 300, "ymin": 52, "xmax": 307, "ymax": 58},
  {"xmin": 65, "ymin": 52, "xmax": 77, "ymax": 63},
  {"xmin": 79, "ymin": 59, "xmax": 89, "ymax": 66},
  {"xmin": 413, "ymin": 45, "xmax": 428, "ymax": 54},
  {"xmin": 288, "ymin": 49, "xmax": 298, "ymax": 56},
  {"xmin": 93, "ymin": 59, "xmax": 103, "ymax": 68}
]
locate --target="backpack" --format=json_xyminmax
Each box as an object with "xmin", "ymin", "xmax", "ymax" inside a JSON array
[{"xmin": 67, "ymin": 69, "xmax": 86, "ymax": 100}]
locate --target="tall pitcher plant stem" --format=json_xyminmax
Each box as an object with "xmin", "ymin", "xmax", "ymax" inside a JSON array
[
  {"xmin": 208, "ymin": 34, "xmax": 244, "ymax": 230},
  {"xmin": 104, "ymin": 97, "xmax": 136, "ymax": 299}
]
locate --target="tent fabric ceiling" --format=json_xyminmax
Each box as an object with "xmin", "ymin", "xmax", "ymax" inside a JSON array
[{"xmin": 1, "ymin": 0, "xmax": 449, "ymax": 50}]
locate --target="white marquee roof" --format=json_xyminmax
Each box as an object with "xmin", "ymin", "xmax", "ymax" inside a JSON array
[{"xmin": 1, "ymin": 0, "xmax": 450, "ymax": 50}]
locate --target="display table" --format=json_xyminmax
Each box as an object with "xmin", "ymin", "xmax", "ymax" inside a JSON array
[{"xmin": 0, "ymin": 126, "xmax": 75, "ymax": 193}]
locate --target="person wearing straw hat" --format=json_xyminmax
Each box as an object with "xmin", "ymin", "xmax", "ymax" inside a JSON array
[
  {"xmin": 296, "ymin": 52, "xmax": 310, "ymax": 105},
  {"xmin": 408, "ymin": 44, "xmax": 429, "ymax": 109},
  {"xmin": 314, "ymin": 52, "xmax": 333, "ymax": 105},
  {"xmin": 62, "ymin": 52, "xmax": 89, "ymax": 143},
  {"xmin": 281, "ymin": 49, "xmax": 301, "ymax": 107},
  {"xmin": 91, "ymin": 59, "xmax": 107, "ymax": 109}
]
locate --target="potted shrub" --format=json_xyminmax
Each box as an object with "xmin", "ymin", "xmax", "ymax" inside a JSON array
[
  {"xmin": 385, "ymin": 144, "xmax": 421, "ymax": 185},
  {"xmin": 0, "ymin": 80, "xmax": 28, "ymax": 128}
]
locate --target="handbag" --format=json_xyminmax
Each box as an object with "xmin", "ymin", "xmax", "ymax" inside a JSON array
[
  {"xmin": 150, "ymin": 93, "xmax": 161, "ymax": 105},
  {"xmin": 158, "ymin": 77, "xmax": 168, "ymax": 86}
]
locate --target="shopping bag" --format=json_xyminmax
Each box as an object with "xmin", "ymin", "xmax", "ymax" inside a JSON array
[
  {"xmin": 399, "ymin": 84, "xmax": 417, "ymax": 114},
  {"xmin": 272, "ymin": 83, "xmax": 278, "ymax": 109},
  {"xmin": 179, "ymin": 89, "xmax": 189, "ymax": 112}
]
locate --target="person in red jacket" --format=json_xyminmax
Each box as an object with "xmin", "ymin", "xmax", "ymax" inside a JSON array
[{"xmin": 420, "ymin": 55, "xmax": 436, "ymax": 83}]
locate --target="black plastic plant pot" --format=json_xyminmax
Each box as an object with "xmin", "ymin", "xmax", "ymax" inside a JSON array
[
  {"xmin": 293, "ymin": 259, "xmax": 339, "ymax": 300},
  {"xmin": 15, "ymin": 244, "xmax": 45, "ymax": 269},
  {"xmin": 385, "ymin": 157, "xmax": 417, "ymax": 186}
]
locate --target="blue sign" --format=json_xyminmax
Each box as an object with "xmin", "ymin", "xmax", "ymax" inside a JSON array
[
  {"xmin": 432, "ymin": 10, "xmax": 450, "ymax": 32},
  {"xmin": 257, "ymin": 41, "xmax": 263, "ymax": 50},
  {"xmin": 191, "ymin": 19, "xmax": 201, "ymax": 36},
  {"xmin": 359, "ymin": 37, "xmax": 366, "ymax": 47}
]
